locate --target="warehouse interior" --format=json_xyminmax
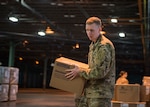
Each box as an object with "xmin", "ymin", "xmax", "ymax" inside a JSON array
[{"xmin": 0, "ymin": 0, "xmax": 150, "ymax": 107}]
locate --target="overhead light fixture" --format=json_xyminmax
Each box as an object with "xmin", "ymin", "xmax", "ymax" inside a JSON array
[
  {"xmin": 111, "ymin": 18, "xmax": 118, "ymax": 23},
  {"xmin": 119, "ymin": 32, "xmax": 125, "ymax": 37},
  {"xmin": 72, "ymin": 43, "xmax": 80, "ymax": 49},
  {"xmin": 9, "ymin": 16, "xmax": 19, "ymax": 22},
  {"xmin": 64, "ymin": 14, "xmax": 75, "ymax": 18},
  {"xmin": 75, "ymin": 43, "xmax": 79, "ymax": 48},
  {"xmin": 45, "ymin": 27, "xmax": 54, "ymax": 34},
  {"xmin": 38, "ymin": 31, "xmax": 45, "ymax": 36},
  {"xmin": 100, "ymin": 31, "xmax": 106, "ymax": 35},
  {"xmin": 19, "ymin": 57, "xmax": 23, "ymax": 61},
  {"xmin": 35, "ymin": 60, "xmax": 39, "ymax": 65}
]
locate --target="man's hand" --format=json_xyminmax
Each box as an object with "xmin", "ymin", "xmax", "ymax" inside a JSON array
[{"xmin": 65, "ymin": 65, "xmax": 80, "ymax": 80}]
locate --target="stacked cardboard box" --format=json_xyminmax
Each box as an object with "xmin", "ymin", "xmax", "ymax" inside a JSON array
[
  {"xmin": 140, "ymin": 85, "xmax": 150, "ymax": 102},
  {"xmin": 112, "ymin": 77, "xmax": 150, "ymax": 107},
  {"xmin": 141, "ymin": 76, "xmax": 150, "ymax": 107},
  {"xmin": 114, "ymin": 84, "xmax": 140, "ymax": 102},
  {"xmin": 111, "ymin": 101, "xmax": 146, "ymax": 107},
  {"xmin": 0, "ymin": 66, "xmax": 19, "ymax": 102},
  {"xmin": 50, "ymin": 57, "xmax": 89, "ymax": 95},
  {"xmin": 112, "ymin": 84, "xmax": 147, "ymax": 107}
]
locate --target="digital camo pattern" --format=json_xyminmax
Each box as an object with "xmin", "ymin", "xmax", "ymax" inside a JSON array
[
  {"xmin": 75, "ymin": 96, "xmax": 111, "ymax": 107},
  {"xmin": 79, "ymin": 35, "xmax": 116, "ymax": 99}
]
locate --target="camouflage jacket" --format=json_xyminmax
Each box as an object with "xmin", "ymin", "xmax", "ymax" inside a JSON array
[{"xmin": 79, "ymin": 35, "xmax": 116, "ymax": 98}]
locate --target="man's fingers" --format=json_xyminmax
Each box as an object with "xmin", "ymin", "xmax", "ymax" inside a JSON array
[
  {"xmin": 65, "ymin": 71, "xmax": 73, "ymax": 78},
  {"xmin": 65, "ymin": 69, "xmax": 72, "ymax": 72},
  {"xmin": 70, "ymin": 75, "xmax": 76, "ymax": 80},
  {"xmin": 65, "ymin": 71, "xmax": 76, "ymax": 80}
]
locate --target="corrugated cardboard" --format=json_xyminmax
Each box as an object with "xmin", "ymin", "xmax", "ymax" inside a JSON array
[
  {"xmin": 50, "ymin": 57, "xmax": 89, "ymax": 95},
  {"xmin": 9, "ymin": 67, "xmax": 19, "ymax": 84},
  {"xmin": 140, "ymin": 85, "xmax": 150, "ymax": 102},
  {"xmin": 111, "ymin": 101, "xmax": 146, "ymax": 107},
  {"xmin": 142, "ymin": 76, "xmax": 150, "ymax": 85},
  {"xmin": 9, "ymin": 85, "xmax": 18, "ymax": 101},
  {"xmin": 0, "ymin": 66, "xmax": 19, "ymax": 84},
  {"xmin": 112, "ymin": 85, "xmax": 116, "ymax": 101},
  {"xmin": 0, "ymin": 84, "xmax": 9, "ymax": 102},
  {"xmin": 115, "ymin": 84, "xmax": 140, "ymax": 102},
  {"xmin": 0, "ymin": 67, "xmax": 10, "ymax": 84}
]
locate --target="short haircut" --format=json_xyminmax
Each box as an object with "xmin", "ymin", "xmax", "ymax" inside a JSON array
[
  {"xmin": 119, "ymin": 71, "xmax": 127, "ymax": 77},
  {"xmin": 86, "ymin": 17, "xmax": 102, "ymax": 27}
]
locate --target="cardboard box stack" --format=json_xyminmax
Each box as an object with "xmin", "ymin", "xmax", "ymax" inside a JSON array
[
  {"xmin": 111, "ymin": 101, "xmax": 146, "ymax": 107},
  {"xmin": 50, "ymin": 57, "xmax": 89, "ymax": 95},
  {"xmin": 0, "ymin": 66, "xmax": 19, "ymax": 102},
  {"xmin": 115, "ymin": 84, "xmax": 140, "ymax": 102},
  {"xmin": 112, "ymin": 76, "xmax": 150, "ymax": 107},
  {"xmin": 112, "ymin": 84, "xmax": 146, "ymax": 107},
  {"xmin": 141, "ymin": 76, "xmax": 150, "ymax": 107}
]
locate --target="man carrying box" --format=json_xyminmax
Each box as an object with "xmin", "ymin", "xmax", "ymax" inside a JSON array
[{"xmin": 65, "ymin": 17, "xmax": 116, "ymax": 107}]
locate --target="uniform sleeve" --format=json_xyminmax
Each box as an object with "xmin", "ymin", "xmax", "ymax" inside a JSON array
[{"xmin": 79, "ymin": 44, "xmax": 112, "ymax": 80}]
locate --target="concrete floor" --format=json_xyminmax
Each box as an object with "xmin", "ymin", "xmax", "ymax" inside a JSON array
[{"xmin": 0, "ymin": 88, "xmax": 75, "ymax": 107}]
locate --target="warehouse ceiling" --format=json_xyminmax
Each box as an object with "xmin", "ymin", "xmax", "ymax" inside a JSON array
[{"xmin": 0, "ymin": 0, "xmax": 148, "ymax": 72}]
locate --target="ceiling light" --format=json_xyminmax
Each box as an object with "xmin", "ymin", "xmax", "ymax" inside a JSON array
[
  {"xmin": 75, "ymin": 43, "xmax": 79, "ymax": 48},
  {"xmin": 109, "ymin": 4, "xmax": 115, "ymax": 6},
  {"xmin": 119, "ymin": 33, "xmax": 125, "ymax": 37},
  {"xmin": 19, "ymin": 57, "xmax": 23, "ymax": 61},
  {"xmin": 35, "ymin": 60, "xmax": 39, "ymax": 64},
  {"xmin": 102, "ymin": 3, "xmax": 108, "ymax": 6},
  {"xmin": 50, "ymin": 2, "xmax": 56, "ymax": 5},
  {"xmin": 57, "ymin": 3, "xmax": 63, "ymax": 6},
  {"xmin": 38, "ymin": 31, "xmax": 45, "ymax": 36},
  {"xmin": 64, "ymin": 14, "xmax": 75, "ymax": 18},
  {"xmin": 46, "ymin": 27, "xmax": 54, "ymax": 34},
  {"xmin": 111, "ymin": 19, "xmax": 118, "ymax": 23},
  {"xmin": 100, "ymin": 31, "xmax": 106, "ymax": 35},
  {"xmin": 70, "ymin": 15, "xmax": 75, "ymax": 18},
  {"xmin": 129, "ymin": 20, "xmax": 135, "ymax": 22},
  {"xmin": 64, "ymin": 15, "xmax": 69, "ymax": 17},
  {"xmin": 23, "ymin": 40, "xmax": 29, "ymax": 46},
  {"xmin": 9, "ymin": 16, "xmax": 18, "ymax": 22}
]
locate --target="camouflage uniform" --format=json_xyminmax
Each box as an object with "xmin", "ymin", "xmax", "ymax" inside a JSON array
[{"xmin": 76, "ymin": 35, "xmax": 116, "ymax": 107}]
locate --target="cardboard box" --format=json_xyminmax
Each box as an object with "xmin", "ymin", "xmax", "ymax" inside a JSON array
[
  {"xmin": 143, "ymin": 76, "xmax": 150, "ymax": 85},
  {"xmin": 0, "ymin": 84, "xmax": 9, "ymax": 102},
  {"xmin": 9, "ymin": 85, "xmax": 18, "ymax": 101},
  {"xmin": 140, "ymin": 85, "xmax": 150, "ymax": 102},
  {"xmin": 115, "ymin": 84, "xmax": 140, "ymax": 102},
  {"xmin": 0, "ymin": 66, "xmax": 19, "ymax": 84},
  {"xmin": 9, "ymin": 67, "xmax": 19, "ymax": 84},
  {"xmin": 111, "ymin": 101, "xmax": 146, "ymax": 107},
  {"xmin": 50, "ymin": 57, "xmax": 89, "ymax": 95},
  {"xmin": 0, "ymin": 67, "xmax": 10, "ymax": 84},
  {"xmin": 112, "ymin": 85, "xmax": 117, "ymax": 101}
]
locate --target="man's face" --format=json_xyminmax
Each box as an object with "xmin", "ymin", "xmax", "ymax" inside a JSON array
[{"xmin": 85, "ymin": 23, "xmax": 101, "ymax": 42}]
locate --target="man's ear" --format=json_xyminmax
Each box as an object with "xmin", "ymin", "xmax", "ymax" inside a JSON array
[{"xmin": 99, "ymin": 27, "xmax": 102, "ymax": 31}]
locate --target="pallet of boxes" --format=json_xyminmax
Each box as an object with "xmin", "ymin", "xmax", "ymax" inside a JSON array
[
  {"xmin": 111, "ymin": 76, "xmax": 150, "ymax": 107},
  {"xmin": 0, "ymin": 66, "xmax": 19, "ymax": 102},
  {"xmin": 141, "ymin": 76, "xmax": 150, "ymax": 107},
  {"xmin": 50, "ymin": 57, "xmax": 89, "ymax": 96}
]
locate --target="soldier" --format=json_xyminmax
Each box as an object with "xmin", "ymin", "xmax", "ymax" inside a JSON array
[
  {"xmin": 65, "ymin": 16, "xmax": 116, "ymax": 107},
  {"xmin": 116, "ymin": 71, "xmax": 129, "ymax": 85}
]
